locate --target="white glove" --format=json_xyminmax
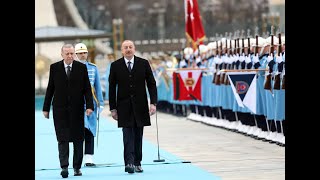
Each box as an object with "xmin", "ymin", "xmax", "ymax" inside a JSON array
[
  {"xmin": 276, "ymin": 53, "xmax": 283, "ymax": 63},
  {"xmin": 239, "ymin": 55, "xmax": 245, "ymax": 62},
  {"xmin": 245, "ymin": 55, "xmax": 251, "ymax": 63},
  {"xmin": 252, "ymin": 55, "xmax": 259, "ymax": 63},
  {"xmin": 267, "ymin": 53, "xmax": 273, "ymax": 62}
]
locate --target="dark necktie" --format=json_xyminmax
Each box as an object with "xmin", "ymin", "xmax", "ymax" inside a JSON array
[
  {"xmin": 67, "ymin": 66, "xmax": 71, "ymax": 78},
  {"xmin": 127, "ymin": 62, "xmax": 132, "ymax": 72}
]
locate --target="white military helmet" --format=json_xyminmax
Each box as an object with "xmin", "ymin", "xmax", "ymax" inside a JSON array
[
  {"xmin": 250, "ymin": 38, "xmax": 256, "ymax": 47},
  {"xmin": 207, "ymin": 42, "xmax": 217, "ymax": 50},
  {"xmin": 252, "ymin": 37, "xmax": 266, "ymax": 47},
  {"xmin": 220, "ymin": 38, "xmax": 227, "ymax": 48},
  {"xmin": 281, "ymin": 36, "xmax": 285, "ymax": 45},
  {"xmin": 184, "ymin": 47, "xmax": 193, "ymax": 59},
  {"xmin": 199, "ymin": 44, "xmax": 208, "ymax": 54},
  {"xmin": 183, "ymin": 47, "xmax": 193, "ymax": 55},
  {"xmin": 75, "ymin": 43, "xmax": 88, "ymax": 53},
  {"xmin": 264, "ymin": 36, "xmax": 279, "ymax": 46},
  {"xmin": 231, "ymin": 39, "xmax": 236, "ymax": 48},
  {"xmin": 243, "ymin": 39, "xmax": 249, "ymax": 48}
]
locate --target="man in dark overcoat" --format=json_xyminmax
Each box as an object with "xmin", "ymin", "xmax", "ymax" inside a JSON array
[
  {"xmin": 109, "ymin": 40, "xmax": 157, "ymax": 173},
  {"xmin": 42, "ymin": 44, "xmax": 94, "ymax": 178}
]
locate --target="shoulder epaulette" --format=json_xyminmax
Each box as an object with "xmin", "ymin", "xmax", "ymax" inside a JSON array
[{"xmin": 88, "ymin": 62, "xmax": 97, "ymax": 66}]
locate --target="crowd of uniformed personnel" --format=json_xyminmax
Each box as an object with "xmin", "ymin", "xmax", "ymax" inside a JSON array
[
  {"xmin": 101, "ymin": 27, "xmax": 285, "ymax": 147},
  {"xmin": 146, "ymin": 27, "xmax": 285, "ymax": 147}
]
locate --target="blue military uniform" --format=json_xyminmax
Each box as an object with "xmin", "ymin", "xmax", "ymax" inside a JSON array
[
  {"xmin": 75, "ymin": 42, "xmax": 104, "ymax": 167},
  {"xmin": 84, "ymin": 61, "xmax": 104, "ymax": 137}
]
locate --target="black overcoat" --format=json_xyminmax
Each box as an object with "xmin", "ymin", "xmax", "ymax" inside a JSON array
[
  {"xmin": 108, "ymin": 56, "xmax": 157, "ymax": 127},
  {"xmin": 43, "ymin": 60, "xmax": 94, "ymax": 142}
]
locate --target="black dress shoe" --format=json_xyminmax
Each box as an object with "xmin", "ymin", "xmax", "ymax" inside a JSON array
[
  {"xmin": 134, "ymin": 165, "xmax": 143, "ymax": 173},
  {"xmin": 124, "ymin": 164, "xmax": 134, "ymax": 173},
  {"xmin": 74, "ymin": 169, "xmax": 82, "ymax": 176},
  {"xmin": 61, "ymin": 168, "xmax": 69, "ymax": 178},
  {"xmin": 85, "ymin": 163, "xmax": 96, "ymax": 167}
]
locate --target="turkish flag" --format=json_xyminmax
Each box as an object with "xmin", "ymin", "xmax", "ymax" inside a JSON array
[{"xmin": 185, "ymin": 0, "xmax": 206, "ymax": 49}]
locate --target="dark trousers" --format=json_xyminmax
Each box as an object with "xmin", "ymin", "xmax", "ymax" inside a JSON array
[
  {"xmin": 122, "ymin": 126, "xmax": 144, "ymax": 166},
  {"xmin": 58, "ymin": 140, "xmax": 83, "ymax": 169},
  {"xmin": 84, "ymin": 128, "xmax": 94, "ymax": 154}
]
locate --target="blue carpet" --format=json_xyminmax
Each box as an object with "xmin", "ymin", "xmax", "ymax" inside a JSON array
[{"xmin": 35, "ymin": 97, "xmax": 221, "ymax": 179}]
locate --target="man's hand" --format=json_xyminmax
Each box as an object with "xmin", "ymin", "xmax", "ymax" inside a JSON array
[
  {"xmin": 86, "ymin": 109, "xmax": 93, "ymax": 116},
  {"xmin": 111, "ymin": 109, "xmax": 118, "ymax": 120},
  {"xmin": 149, "ymin": 104, "xmax": 156, "ymax": 116},
  {"xmin": 43, "ymin": 111, "xmax": 49, "ymax": 119}
]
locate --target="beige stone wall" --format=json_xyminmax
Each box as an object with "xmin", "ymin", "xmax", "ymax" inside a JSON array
[
  {"xmin": 35, "ymin": 0, "xmax": 64, "ymax": 91},
  {"xmin": 270, "ymin": 0, "xmax": 285, "ymax": 5}
]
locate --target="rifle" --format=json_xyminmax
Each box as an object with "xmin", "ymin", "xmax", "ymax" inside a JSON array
[
  {"xmin": 241, "ymin": 31, "xmax": 245, "ymax": 56},
  {"xmin": 273, "ymin": 32, "xmax": 282, "ymax": 90},
  {"xmin": 220, "ymin": 62, "xmax": 226, "ymax": 85},
  {"xmin": 264, "ymin": 26, "xmax": 274, "ymax": 91},
  {"xmin": 220, "ymin": 36, "xmax": 228, "ymax": 85},
  {"xmin": 212, "ymin": 35, "xmax": 219, "ymax": 84},
  {"xmin": 246, "ymin": 36, "xmax": 253, "ymax": 69},
  {"xmin": 236, "ymin": 31, "xmax": 241, "ymax": 70},
  {"xmin": 224, "ymin": 35, "xmax": 233, "ymax": 85},
  {"xmin": 253, "ymin": 28, "xmax": 260, "ymax": 70},
  {"xmin": 281, "ymin": 40, "xmax": 285, "ymax": 90},
  {"xmin": 213, "ymin": 63, "xmax": 219, "ymax": 83},
  {"xmin": 255, "ymin": 30, "xmax": 259, "ymax": 57},
  {"xmin": 240, "ymin": 30, "xmax": 246, "ymax": 70},
  {"xmin": 237, "ymin": 32, "xmax": 240, "ymax": 57},
  {"xmin": 233, "ymin": 31, "xmax": 237, "ymax": 55},
  {"xmin": 214, "ymin": 38, "xmax": 222, "ymax": 85},
  {"xmin": 247, "ymin": 29, "xmax": 251, "ymax": 55}
]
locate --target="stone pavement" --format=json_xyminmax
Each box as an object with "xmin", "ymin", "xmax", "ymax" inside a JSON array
[{"xmin": 101, "ymin": 106, "xmax": 285, "ymax": 180}]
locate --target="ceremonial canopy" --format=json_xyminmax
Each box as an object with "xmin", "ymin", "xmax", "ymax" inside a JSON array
[{"xmin": 35, "ymin": 26, "xmax": 112, "ymax": 42}]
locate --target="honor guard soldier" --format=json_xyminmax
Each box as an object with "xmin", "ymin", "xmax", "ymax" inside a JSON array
[
  {"xmin": 197, "ymin": 44, "xmax": 208, "ymax": 68},
  {"xmin": 252, "ymin": 35, "xmax": 269, "ymax": 140},
  {"xmin": 273, "ymin": 34, "xmax": 285, "ymax": 145},
  {"xmin": 75, "ymin": 43, "xmax": 104, "ymax": 167},
  {"xmin": 278, "ymin": 35, "xmax": 285, "ymax": 145},
  {"xmin": 263, "ymin": 33, "xmax": 280, "ymax": 142},
  {"xmin": 180, "ymin": 47, "xmax": 193, "ymax": 68}
]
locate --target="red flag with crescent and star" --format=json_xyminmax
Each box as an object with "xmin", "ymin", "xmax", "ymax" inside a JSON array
[{"xmin": 185, "ymin": 0, "xmax": 206, "ymax": 50}]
